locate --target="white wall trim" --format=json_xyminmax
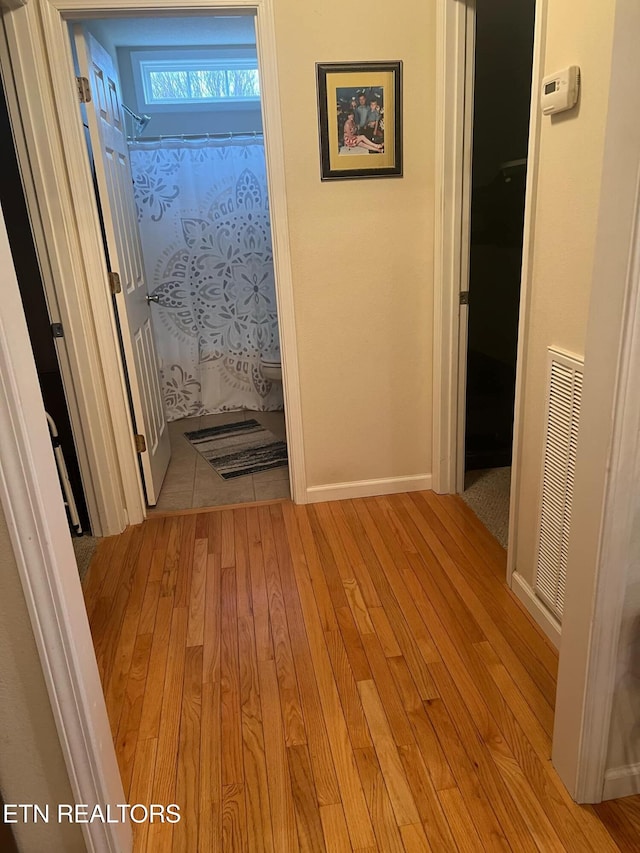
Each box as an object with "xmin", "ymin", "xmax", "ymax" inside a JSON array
[
  {"xmin": 602, "ymin": 763, "xmax": 640, "ymax": 801},
  {"xmin": 306, "ymin": 474, "xmax": 432, "ymax": 505},
  {"xmin": 254, "ymin": 0, "xmax": 307, "ymax": 505},
  {"xmin": 557, "ymin": 174, "xmax": 640, "ymax": 803},
  {"xmin": 506, "ymin": 0, "xmax": 548, "ymax": 584},
  {"xmin": 0, "ymin": 203, "xmax": 131, "ymax": 852},
  {"xmin": 1, "ymin": 0, "xmax": 306, "ymax": 535},
  {"xmin": 432, "ymin": 0, "xmax": 468, "ymax": 495},
  {"xmin": 510, "ymin": 571, "xmax": 561, "ymax": 650}
]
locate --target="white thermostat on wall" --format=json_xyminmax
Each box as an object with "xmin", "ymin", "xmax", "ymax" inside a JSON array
[{"xmin": 541, "ymin": 66, "xmax": 580, "ymax": 115}]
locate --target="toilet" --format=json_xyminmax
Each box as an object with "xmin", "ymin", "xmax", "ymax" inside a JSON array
[{"xmin": 259, "ymin": 350, "xmax": 282, "ymax": 383}]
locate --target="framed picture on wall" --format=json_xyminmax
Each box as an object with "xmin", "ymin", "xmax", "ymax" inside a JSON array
[{"xmin": 316, "ymin": 61, "xmax": 403, "ymax": 181}]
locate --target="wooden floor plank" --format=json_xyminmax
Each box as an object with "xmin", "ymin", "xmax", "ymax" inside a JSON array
[
  {"xmin": 220, "ymin": 509, "xmax": 235, "ymax": 569},
  {"xmin": 96, "ymin": 525, "xmax": 146, "ymax": 690},
  {"xmin": 241, "ymin": 709, "xmax": 274, "ymax": 853},
  {"xmin": 138, "ymin": 595, "xmax": 174, "ymax": 741},
  {"xmin": 235, "ymin": 509, "xmax": 276, "ymax": 853},
  {"xmin": 199, "ymin": 679, "xmax": 222, "ymax": 853},
  {"xmin": 473, "ymin": 640, "xmax": 617, "ymax": 852},
  {"xmin": 324, "ymin": 628, "xmax": 372, "ymax": 750},
  {"xmin": 186, "ymin": 538, "xmax": 207, "ymax": 647},
  {"xmin": 172, "ymin": 645, "xmax": 202, "ymax": 853},
  {"xmin": 357, "ymin": 679, "xmax": 421, "ymax": 828},
  {"xmin": 428, "ymin": 661, "xmax": 550, "ymax": 852},
  {"xmin": 287, "ymin": 743, "xmax": 327, "ymax": 853},
  {"xmin": 128, "ymin": 737, "xmax": 158, "ymax": 853},
  {"xmin": 397, "ymin": 740, "xmax": 458, "ymax": 851},
  {"xmin": 202, "ymin": 553, "xmax": 221, "ymax": 685},
  {"xmin": 271, "ymin": 507, "xmax": 341, "ymax": 806},
  {"xmin": 399, "ymin": 822, "xmax": 434, "ymax": 852},
  {"xmin": 339, "ymin": 500, "xmax": 441, "ymax": 699},
  {"xmin": 408, "ymin": 492, "xmax": 558, "ymax": 704},
  {"xmin": 258, "ymin": 658, "xmax": 299, "ymax": 853},
  {"xmin": 104, "ymin": 520, "xmax": 159, "ymax": 736},
  {"xmin": 114, "ymin": 632, "xmax": 153, "ymax": 798},
  {"xmin": 259, "ymin": 506, "xmax": 306, "ymax": 747},
  {"xmin": 160, "ymin": 517, "xmax": 183, "ymax": 599},
  {"xmin": 318, "ymin": 803, "xmax": 352, "ymax": 853},
  {"xmin": 285, "ymin": 504, "xmax": 377, "ymax": 850},
  {"xmin": 293, "ymin": 504, "xmax": 339, "ymax": 634},
  {"xmin": 174, "ymin": 513, "xmax": 196, "ymax": 610},
  {"xmin": 353, "ymin": 746, "xmax": 405, "ymax": 853},
  {"xmin": 82, "ymin": 531, "xmax": 118, "ymax": 618},
  {"xmin": 420, "ymin": 490, "xmax": 559, "ymax": 681},
  {"xmin": 367, "ymin": 606, "xmax": 401, "ymax": 658},
  {"xmin": 328, "ymin": 501, "xmax": 381, "ymax": 609},
  {"xmin": 423, "ymin": 696, "xmax": 511, "ymax": 851},
  {"xmin": 438, "ymin": 785, "xmax": 484, "ymax": 853},
  {"xmin": 246, "ymin": 507, "xmax": 274, "ymax": 663},
  {"xmin": 220, "ymin": 564, "xmax": 244, "ymax": 786},
  {"xmin": 138, "ymin": 579, "xmax": 160, "ymax": 637},
  {"xmin": 146, "ymin": 606, "xmax": 188, "ymax": 853},
  {"xmin": 222, "ymin": 783, "xmax": 248, "ymax": 853},
  {"xmin": 593, "ymin": 798, "xmax": 640, "ymax": 853},
  {"xmin": 83, "ymin": 492, "xmax": 639, "ymax": 853}
]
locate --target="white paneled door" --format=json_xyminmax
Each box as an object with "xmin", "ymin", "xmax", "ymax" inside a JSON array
[{"xmin": 75, "ymin": 27, "xmax": 170, "ymax": 505}]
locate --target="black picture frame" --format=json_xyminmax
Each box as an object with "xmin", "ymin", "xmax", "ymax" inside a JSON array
[{"xmin": 316, "ymin": 61, "xmax": 403, "ymax": 181}]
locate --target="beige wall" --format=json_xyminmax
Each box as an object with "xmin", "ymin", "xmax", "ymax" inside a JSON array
[
  {"xmin": 0, "ymin": 504, "xmax": 85, "ymax": 852},
  {"xmin": 274, "ymin": 0, "xmax": 435, "ymax": 488},
  {"xmin": 513, "ymin": 0, "xmax": 616, "ymax": 586}
]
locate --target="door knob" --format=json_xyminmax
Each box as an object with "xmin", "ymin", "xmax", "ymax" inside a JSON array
[{"xmin": 146, "ymin": 293, "xmax": 160, "ymax": 304}]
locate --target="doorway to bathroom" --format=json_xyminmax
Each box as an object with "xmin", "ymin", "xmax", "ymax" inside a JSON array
[{"xmin": 72, "ymin": 12, "xmax": 290, "ymax": 513}]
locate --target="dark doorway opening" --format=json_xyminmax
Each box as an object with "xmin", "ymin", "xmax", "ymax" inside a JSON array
[{"xmin": 464, "ymin": 0, "xmax": 536, "ymax": 472}]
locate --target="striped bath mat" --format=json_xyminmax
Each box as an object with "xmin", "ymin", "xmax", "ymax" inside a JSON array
[{"xmin": 184, "ymin": 419, "xmax": 288, "ymax": 480}]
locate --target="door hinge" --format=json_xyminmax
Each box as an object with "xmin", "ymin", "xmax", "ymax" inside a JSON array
[
  {"xmin": 51, "ymin": 322, "xmax": 64, "ymax": 338},
  {"xmin": 460, "ymin": 291, "xmax": 470, "ymax": 305},
  {"xmin": 134, "ymin": 434, "xmax": 147, "ymax": 454},
  {"xmin": 108, "ymin": 271, "xmax": 122, "ymax": 295},
  {"xmin": 76, "ymin": 76, "xmax": 91, "ymax": 104}
]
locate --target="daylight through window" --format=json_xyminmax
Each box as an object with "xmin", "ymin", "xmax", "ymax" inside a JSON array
[{"xmin": 142, "ymin": 60, "xmax": 260, "ymax": 104}]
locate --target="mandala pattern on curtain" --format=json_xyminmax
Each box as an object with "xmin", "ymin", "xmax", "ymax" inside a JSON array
[{"xmin": 129, "ymin": 139, "xmax": 282, "ymax": 421}]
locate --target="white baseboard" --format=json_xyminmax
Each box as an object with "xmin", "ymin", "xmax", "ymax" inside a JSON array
[
  {"xmin": 305, "ymin": 474, "xmax": 432, "ymax": 504},
  {"xmin": 510, "ymin": 571, "xmax": 561, "ymax": 649},
  {"xmin": 603, "ymin": 762, "xmax": 640, "ymax": 800}
]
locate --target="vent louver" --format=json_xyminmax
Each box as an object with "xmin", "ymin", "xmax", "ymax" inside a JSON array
[{"xmin": 534, "ymin": 348, "xmax": 584, "ymax": 620}]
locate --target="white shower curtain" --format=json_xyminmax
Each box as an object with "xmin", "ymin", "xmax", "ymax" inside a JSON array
[{"xmin": 129, "ymin": 138, "xmax": 283, "ymax": 422}]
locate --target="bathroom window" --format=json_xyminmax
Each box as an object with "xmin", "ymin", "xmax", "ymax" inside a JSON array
[{"xmin": 130, "ymin": 48, "xmax": 260, "ymax": 112}]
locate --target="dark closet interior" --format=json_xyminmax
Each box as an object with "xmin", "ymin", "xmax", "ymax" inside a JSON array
[
  {"xmin": 465, "ymin": 0, "xmax": 536, "ymax": 471},
  {"xmin": 0, "ymin": 82, "xmax": 90, "ymax": 532}
]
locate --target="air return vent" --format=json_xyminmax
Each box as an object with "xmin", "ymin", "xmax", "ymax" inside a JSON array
[{"xmin": 534, "ymin": 348, "xmax": 584, "ymax": 621}]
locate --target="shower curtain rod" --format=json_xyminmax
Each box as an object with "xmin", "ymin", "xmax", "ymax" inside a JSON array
[{"xmin": 127, "ymin": 130, "xmax": 264, "ymax": 143}]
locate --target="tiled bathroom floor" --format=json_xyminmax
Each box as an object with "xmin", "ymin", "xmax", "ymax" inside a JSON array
[{"xmin": 149, "ymin": 410, "xmax": 290, "ymax": 513}]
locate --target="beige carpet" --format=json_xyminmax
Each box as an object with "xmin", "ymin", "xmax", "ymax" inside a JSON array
[
  {"xmin": 72, "ymin": 535, "xmax": 97, "ymax": 582},
  {"xmin": 461, "ymin": 467, "xmax": 511, "ymax": 549}
]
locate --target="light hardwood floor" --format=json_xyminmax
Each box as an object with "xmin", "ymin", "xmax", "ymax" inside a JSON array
[{"xmin": 83, "ymin": 492, "xmax": 638, "ymax": 851}]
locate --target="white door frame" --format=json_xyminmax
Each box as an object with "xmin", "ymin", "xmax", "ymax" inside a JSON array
[
  {"xmin": 1, "ymin": 0, "xmax": 306, "ymax": 538},
  {"xmin": 433, "ymin": 0, "xmax": 547, "ymax": 583},
  {"xmin": 554, "ymin": 172, "xmax": 640, "ymax": 802},
  {"xmin": 0, "ymin": 199, "xmax": 131, "ymax": 851}
]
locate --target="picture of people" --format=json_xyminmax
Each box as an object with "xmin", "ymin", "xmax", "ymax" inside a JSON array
[
  {"xmin": 336, "ymin": 86, "xmax": 385, "ymax": 155},
  {"xmin": 316, "ymin": 61, "xmax": 402, "ymax": 180}
]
